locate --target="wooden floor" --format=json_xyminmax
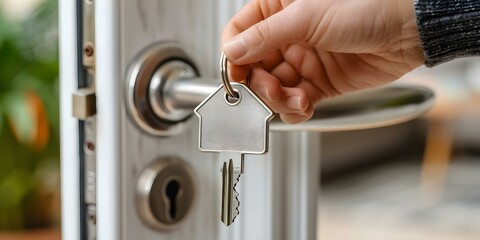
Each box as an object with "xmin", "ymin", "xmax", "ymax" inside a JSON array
[{"xmin": 0, "ymin": 228, "xmax": 60, "ymax": 240}]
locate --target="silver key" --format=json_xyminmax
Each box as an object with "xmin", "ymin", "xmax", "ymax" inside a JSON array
[
  {"xmin": 195, "ymin": 82, "xmax": 274, "ymax": 226},
  {"xmin": 221, "ymin": 152, "xmax": 243, "ymax": 226}
]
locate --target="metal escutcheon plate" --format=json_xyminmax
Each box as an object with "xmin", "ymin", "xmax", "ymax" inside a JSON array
[
  {"xmin": 136, "ymin": 157, "xmax": 196, "ymax": 231},
  {"xmin": 125, "ymin": 42, "xmax": 199, "ymax": 136}
]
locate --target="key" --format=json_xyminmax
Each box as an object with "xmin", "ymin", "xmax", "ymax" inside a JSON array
[
  {"xmin": 221, "ymin": 153, "xmax": 242, "ymax": 226},
  {"xmin": 194, "ymin": 82, "xmax": 274, "ymax": 226}
]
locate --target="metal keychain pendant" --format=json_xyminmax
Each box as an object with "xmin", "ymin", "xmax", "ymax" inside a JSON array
[{"xmin": 195, "ymin": 82, "xmax": 273, "ymax": 154}]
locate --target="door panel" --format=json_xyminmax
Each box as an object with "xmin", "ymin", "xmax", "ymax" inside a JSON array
[{"xmin": 119, "ymin": 0, "xmax": 247, "ymax": 239}]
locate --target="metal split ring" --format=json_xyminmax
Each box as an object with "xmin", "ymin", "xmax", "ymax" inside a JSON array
[{"xmin": 220, "ymin": 53, "xmax": 239, "ymax": 99}]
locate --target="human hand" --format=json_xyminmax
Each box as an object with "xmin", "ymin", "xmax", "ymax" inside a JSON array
[{"xmin": 222, "ymin": 0, "xmax": 424, "ymax": 123}]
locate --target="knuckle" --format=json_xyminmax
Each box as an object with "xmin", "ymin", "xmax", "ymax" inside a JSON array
[{"xmin": 251, "ymin": 20, "xmax": 272, "ymax": 46}]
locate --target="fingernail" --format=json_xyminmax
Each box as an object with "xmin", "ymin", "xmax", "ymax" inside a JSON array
[
  {"xmin": 260, "ymin": 87, "xmax": 271, "ymax": 101},
  {"xmin": 223, "ymin": 37, "xmax": 247, "ymax": 60},
  {"xmin": 287, "ymin": 96, "xmax": 303, "ymax": 111}
]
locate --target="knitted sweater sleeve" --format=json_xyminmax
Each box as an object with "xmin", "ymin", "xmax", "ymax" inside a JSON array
[{"xmin": 414, "ymin": 0, "xmax": 480, "ymax": 67}]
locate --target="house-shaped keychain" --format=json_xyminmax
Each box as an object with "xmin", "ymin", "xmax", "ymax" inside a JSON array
[{"xmin": 194, "ymin": 82, "xmax": 274, "ymax": 154}]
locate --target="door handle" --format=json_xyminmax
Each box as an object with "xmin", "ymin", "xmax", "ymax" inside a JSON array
[
  {"xmin": 126, "ymin": 42, "xmax": 216, "ymax": 136},
  {"xmin": 126, "ymin": 42, "xmax": 435, "ymax": 136}
]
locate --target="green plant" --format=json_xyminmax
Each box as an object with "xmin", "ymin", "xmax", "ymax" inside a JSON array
[{"xmin": 0, "ymin": 0, "xmax": 59, "ymax": 230}]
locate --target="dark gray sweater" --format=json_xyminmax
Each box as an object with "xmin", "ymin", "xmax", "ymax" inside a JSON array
[{"xmin": 415, "ymin": 0, "xmax": 480, "ymax": 66}]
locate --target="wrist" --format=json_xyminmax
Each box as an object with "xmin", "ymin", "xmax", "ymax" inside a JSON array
[{"xmin": 398, "ymin": 0, "xmax": 425, "ymax": 68}]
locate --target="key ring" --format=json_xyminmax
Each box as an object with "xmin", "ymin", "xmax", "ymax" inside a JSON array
[{"xmin": 220, "ymin": 53, "xmax": 240, "ymax": 99}]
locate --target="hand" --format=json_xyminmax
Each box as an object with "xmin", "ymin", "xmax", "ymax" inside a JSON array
[{"xmin": 222, "ymin": 0, "xmax": 424, "ymax": 123}]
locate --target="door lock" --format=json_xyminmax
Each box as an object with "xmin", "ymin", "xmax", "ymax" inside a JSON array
[
  {"xmin": 126, "ymin": 42, "xmax": 217, "ymax": 136},
  {"xmin": 136, "ymin": 157, "xmax": 195, "ymax": 231}
]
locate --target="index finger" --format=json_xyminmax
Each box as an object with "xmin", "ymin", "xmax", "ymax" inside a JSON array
[
  {"xmin": 221, "ymin": 1, "xmax": 286, "ymax": 82},
  {"xmin": 221, "ymin": 0, "xmax": 288, "ymax": 44}
]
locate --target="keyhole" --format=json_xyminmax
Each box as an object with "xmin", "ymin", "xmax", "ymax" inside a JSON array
[{"xmin": 166, "ymin": 180, "xmax": 180, "ymax": 220}]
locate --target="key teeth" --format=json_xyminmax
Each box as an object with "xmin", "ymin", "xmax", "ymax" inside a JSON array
[{"xmin": 232, "ymin": 173, "xmax": 241, "ymax": 222}]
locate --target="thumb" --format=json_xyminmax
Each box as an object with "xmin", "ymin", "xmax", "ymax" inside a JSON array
[{"xmin": 223, "ymin": 2, "xmax": 310, "ymax": 65}]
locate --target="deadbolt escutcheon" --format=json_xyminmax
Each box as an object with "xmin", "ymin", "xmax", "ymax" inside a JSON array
[{"xmin": 136, "ymin": 156, "xmax": 195, "ymax": 231}]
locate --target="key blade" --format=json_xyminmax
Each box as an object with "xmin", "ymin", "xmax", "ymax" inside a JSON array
[
  {"xmin": 221, "ymin": 161, "xmax": 228, "ymax": 224},
  {"xmin": 221, "ymin": 159, "xmax": 235, "ymax": 226},
  {"xmin": 231, "ymin": 170, "xmax": 241, "ymax": 223},
  {"xmin": 220, "ymin": 153, "xmax": 244, "ymax": 226}
]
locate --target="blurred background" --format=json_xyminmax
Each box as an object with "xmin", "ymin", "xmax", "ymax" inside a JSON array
[
  {"xmin": 0, "ymin": 0, "xmax": 60, "ymax": 239},
  {"xmin": 0, "ymin": 1, "xmax": 480, "ymax": 240},
  {"xmin": 319, "ymin": 60, "xmax": 480, "ymax": 240}
]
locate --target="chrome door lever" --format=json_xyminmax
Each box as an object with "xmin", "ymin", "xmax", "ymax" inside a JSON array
[{"xmin": 126, "ymin": 42, "xmax": 218, "ymax": 136}]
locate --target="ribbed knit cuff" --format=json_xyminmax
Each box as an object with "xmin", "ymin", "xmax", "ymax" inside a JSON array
[{"xmin": 415, "ymin": 0, "xmax": 480, "ymax": 67}]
